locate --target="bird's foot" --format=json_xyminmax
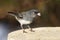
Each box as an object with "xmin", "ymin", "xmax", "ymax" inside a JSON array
[
  {"xmin": 23, "ymin": 31, "xmax": 27, "ymax": 33},
  {"xmin": 30, "ymin": 29, "xmax": 35, "ymax": 32}
]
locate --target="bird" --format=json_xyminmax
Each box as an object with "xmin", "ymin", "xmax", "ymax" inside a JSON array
[{"xmin": 8, "ymin": 9, "xmax": 41, "ymax": 33}]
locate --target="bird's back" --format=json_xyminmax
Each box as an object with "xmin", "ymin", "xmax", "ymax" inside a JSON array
[{"xmin": 19, "ymin": 9, "xmax": 37, "ymax": 21}]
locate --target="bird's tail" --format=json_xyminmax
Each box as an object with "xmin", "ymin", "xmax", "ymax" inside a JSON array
[{"xmin": 8, "ymin": 12, "xmax": 17, "ymax": 17}]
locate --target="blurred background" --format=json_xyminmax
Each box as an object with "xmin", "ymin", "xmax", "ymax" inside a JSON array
[{"xmin": 0, "ymin": 0, "xmax": 60, "ymax": 32}]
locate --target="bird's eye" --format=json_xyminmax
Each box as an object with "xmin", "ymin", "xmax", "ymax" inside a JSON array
[{"xmin": 34, "ymin": 12, "xmax": 39, "ymax": 14}]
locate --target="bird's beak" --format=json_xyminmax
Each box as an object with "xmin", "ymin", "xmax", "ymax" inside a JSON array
[{"xmin": 37, "ymin": 13, "xmax": 41, "ymax": 16}]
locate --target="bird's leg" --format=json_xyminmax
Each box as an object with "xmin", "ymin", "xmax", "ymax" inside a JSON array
[
  {"xmin": 20, "ymin": 24, "xmax": 27, "ymax": 33},
  {"xmin": 27, "ymin": 25, "xmax": 35, "ymax": 32}
]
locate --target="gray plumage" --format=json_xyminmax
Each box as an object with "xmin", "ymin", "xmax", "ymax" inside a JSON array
[{"xmin": 8, "ymin": 9, "xmax": 41, "ymax": 33}]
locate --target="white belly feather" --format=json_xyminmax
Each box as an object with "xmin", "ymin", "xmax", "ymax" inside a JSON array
[
  {"xmin": 15, "ymin": 15, "xmax": 32, "ymax": 25},
  {"xmin": 18, "ymin": 19, "xmax": 31, "ymax": 24}
]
